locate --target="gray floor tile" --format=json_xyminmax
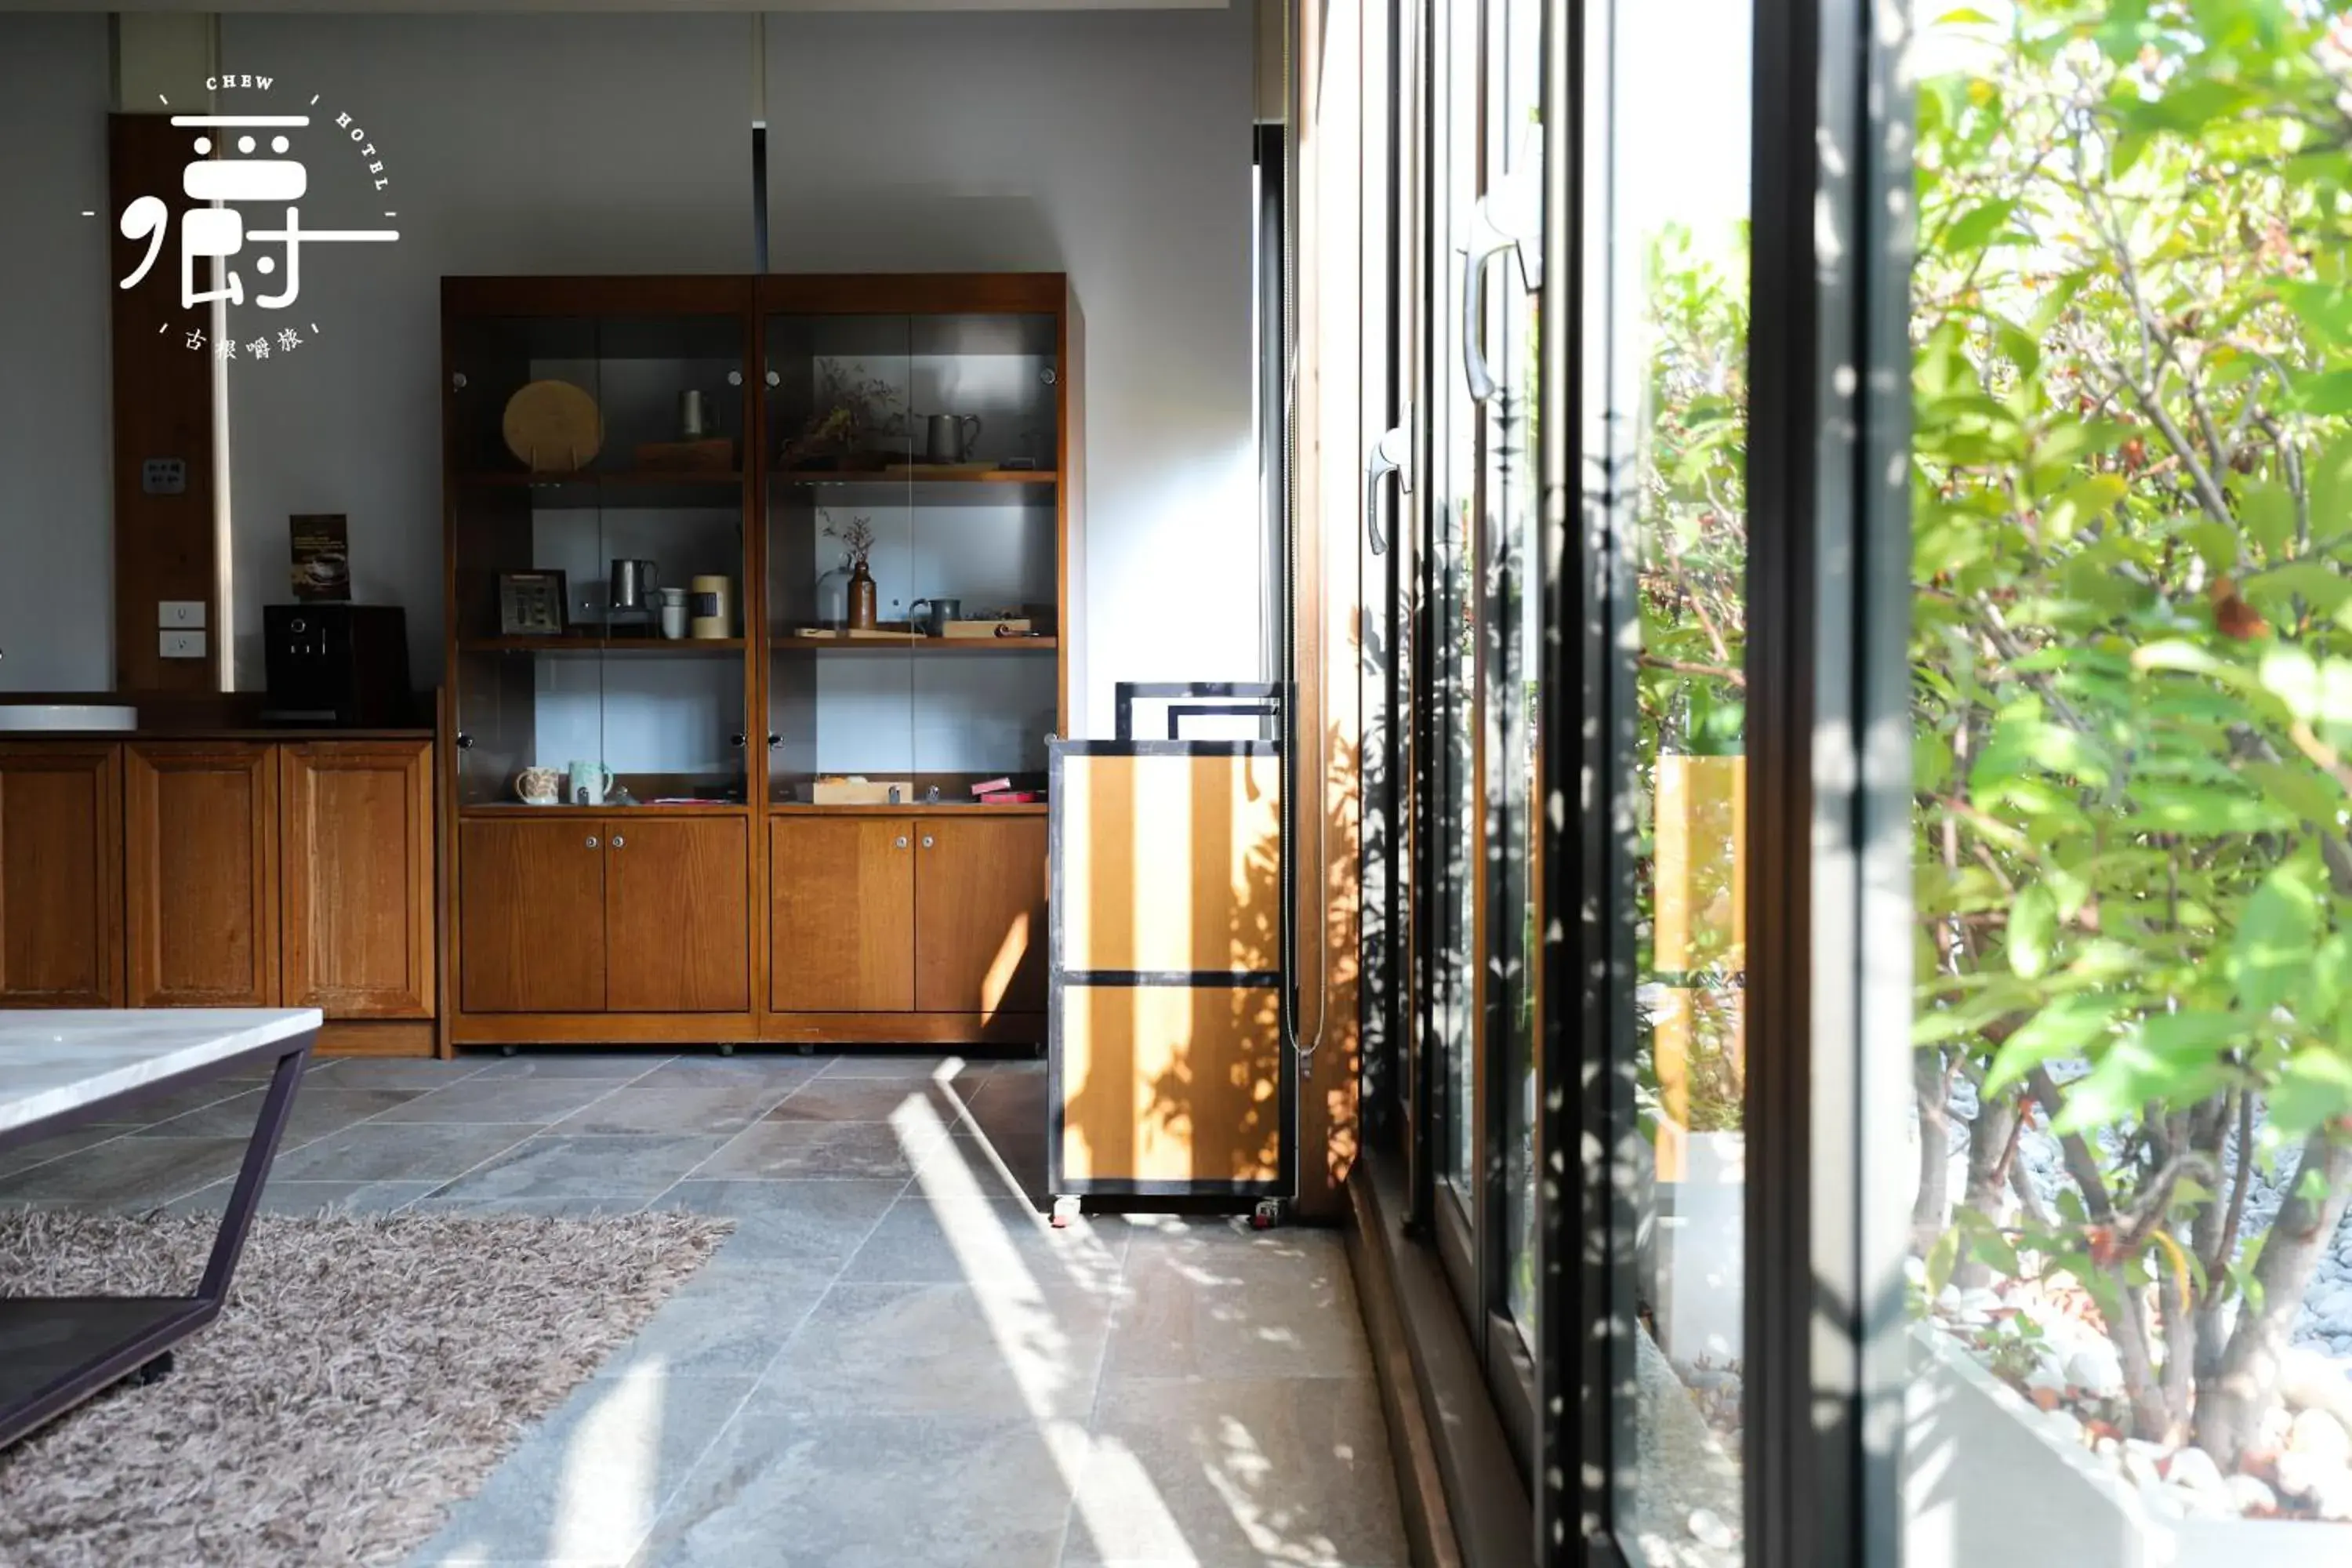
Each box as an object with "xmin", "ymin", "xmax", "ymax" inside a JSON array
[
  {"xmin": 136, "ymin": 1085, "xmax": 424, "ymax": 1141},
  {"xmin": 97, "ymin": 1078, "xmax": 261, "ymax": 1123},
  {"xmin": 757, "ymin": 1279, "xmax": 1111, "ymax": 1421},
  {"xmin": 631, "ymin": 1412, "xmax": 1073, "ymax": 1568},
  {"xmin": 652, "ymin": 1180, "xmax": 903, "ymax": 1274},
  {"xmin": 593, "ymin": 1265, "xmax": 829, "ymax": 1381},
  {"xmin": 315, "ymin": 1058, "xmax": 491, "ymax": 1090},
  {"xmin": 428, "ymin": 1135, "xmax": 731, "ymax": 1204},
  {"xmin": 1105, "ymin": 1229, "xmax": 1370, "ymax": 1383},
  {"xmin": 409, "ymin": 1368, "xmax": 755, "ymax": 1568},
  {"xmin": 1066, "ymin": 1378, "xmax": 1405, "ymax": 1568},
  {"xmin": 408, "ymin": 1195, "xmax": 655, "ymax": 1218},
  {"xmin": 0, "ymin": 1135, "xmax": 250, "ymax": 1209},
  {"xmin": 913, "ymin": 1121, "xmax": 1051, "ymax": 1205},
  {"xmin": 843, "ymin": 1195, "xmax": 1128, "ymax": 1298},
  {"xmin": 269, "ymin": 1121, "xmax": 539, "ymax": 1183},
  {"xmin": 692, "ymin": 1120, "xmax": 942, "ymax": 1181},
  {"xmin": 629, "ymin": 1057, "xmax": 831, "ymax": 1091},
  {"xmin": 764, "ymin": 1077, "xmax": 960, "ymax": 1124},
  {"xmin": 0, "ymin": 1123, "xmax": 128, "ymax": 1181},
  {"xmin": 463, "ymin": 1053, "xmax": 675, "ymax": 1081},
  {"xmin": 553, "ymin": 1085, "xmax": 797, "ymax": 1137},
  {"xmin": 815, "ymin": 1054, "xmax": 991, "ymax": 1083},
  {"xmin": 166, "ymin": 1178, "xmax": 437, "ymax": 1217},
  {"xmin": 373, "ymin": 1078, "xmax": 629, "ymax": 1125}
]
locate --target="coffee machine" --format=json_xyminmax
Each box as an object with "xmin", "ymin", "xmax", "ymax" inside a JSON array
[{"xmin": 263, "ymin": 604, "xmax": 412, "ymax": 726}]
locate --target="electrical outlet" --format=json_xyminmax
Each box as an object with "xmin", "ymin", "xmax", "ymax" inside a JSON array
[
  {"xmin": 159, "ymin": 630, "xmax": 206, "ymax": 660},
  {"xmin": 158, "ymin": 601, "xmax": 205, "ymax": 629}
]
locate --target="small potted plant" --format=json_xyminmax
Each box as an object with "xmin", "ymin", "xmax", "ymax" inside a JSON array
[{"xmin": 822, "ymin": 510, "xmax": 878, "ymax": 630}]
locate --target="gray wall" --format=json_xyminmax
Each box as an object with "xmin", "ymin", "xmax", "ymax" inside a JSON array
[
  {"xmin": 0, "ymin": 15, "xmax": 113, "ymax": 692},
  {"xmin": 766, "ymin": 8, "xmax": 1260, "ymax": 731}
]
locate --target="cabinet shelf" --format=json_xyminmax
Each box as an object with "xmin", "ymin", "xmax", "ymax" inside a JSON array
[
  {"xmin": 773, "ymin": 470, "xmax": 1058, "ymax": 488},
  {"xmin": 768, "ymin": 800, "xmax": 1048, "ymax": 817},
  {"xmin": 455, "ymin": 471, "xmax": 745, "ymax": 510},
  {"xmin": 458, "ymin": 802, "xmax": 751, "ymax": 818},
  {"xmin": 459, "ymin": 637, "xmax": 747, "ymax": 656},
  {"xmin": 769, "ymin": 633, "xmax": 1057, "ymax": 654}
]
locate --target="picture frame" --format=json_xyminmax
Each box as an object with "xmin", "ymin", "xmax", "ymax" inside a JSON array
[{"xmin": 497, "ymin": 570, "xmax": 568, "ymax": 637}]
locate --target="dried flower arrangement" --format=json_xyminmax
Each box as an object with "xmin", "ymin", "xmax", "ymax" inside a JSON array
[
  {"xmin": 782, "ymin": 362, "xmax": 906, "ymax": 469},
  {"xmin": 821, "ymin": 510, "xmax": 877, "ymax": 571}
]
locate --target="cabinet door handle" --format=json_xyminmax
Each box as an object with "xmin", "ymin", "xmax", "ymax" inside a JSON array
[
  {"xmin": 920, "ymin": 834, "xmax": 935, "ymax": 849},
  {"xmin": 610, "ymin": 835, "xmax": 625, "ymax": 849},
  {"xmin": 585, "ymin": 836, "xmax": 598, "ymax": 849},
  {"xmin": 730, "ymin": 733, "xmax": 746, "ymax": 749},
  {"xmin": 894, "ymin": 835, "xmax": 909, "ymax": 849},
  {"xmin": 766, "ymin": 732, "xmax": 782, "ymax": 749}
]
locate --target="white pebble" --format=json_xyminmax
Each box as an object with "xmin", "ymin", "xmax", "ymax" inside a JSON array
[
  {"xmin": 2288, "ymin": 1408, "xmax": 2352, "ymax": 1465},
  {"xmin": 2226, "ymin": 1474, "xmax": 2278, "ymax": 1515},
  {"xmin": 2067, "ymin": 1344, "xmax": 2125, "ymax": 1397},
  {"xmin": 1686, "ymin": 1508, "xmax": 1735, "ymax": 1551}
]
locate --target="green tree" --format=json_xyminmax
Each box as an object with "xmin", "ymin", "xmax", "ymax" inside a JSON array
[{"xmin": 1911, "ymin": 0, "xmax": 2352, "ymax": 1465}]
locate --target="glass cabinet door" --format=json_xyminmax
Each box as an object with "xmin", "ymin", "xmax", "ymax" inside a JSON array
[
  {"xmin": 448, "ymin": 307, "xmax": 752, "ymax": 811},
  {"xmin": 764, "ymin": 306, "xmax": 1061, "ymax": 808}
]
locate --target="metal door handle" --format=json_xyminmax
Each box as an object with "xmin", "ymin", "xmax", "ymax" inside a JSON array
[
  {"xmin": 1459, "ymin": 162, "xmax": 1544, "ymax": 405},
  {"xmin": 610, "ymin": 835, "xmax": 625, "ymax": 849},
  {"xmin": 920, "ymin": 834, "xmax": 935, "ymax": 849},
  {"xmin": 1363, "ymin": 419, "xmax": 1410, "ymax": 557},
  {"xmin": 894, "ymin": 835, "xmax": 909, "ymax": 849},
  {"xmin": 585, "ymin": 836, "xmax": 598, "ymax": 848}
]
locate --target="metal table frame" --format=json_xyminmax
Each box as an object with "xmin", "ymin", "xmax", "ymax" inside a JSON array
[{"xmin": 0, "ymin": 1024, "xmax": 314, "ymax": 1450}]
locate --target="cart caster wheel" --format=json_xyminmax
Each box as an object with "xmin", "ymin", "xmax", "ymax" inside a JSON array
[
  {"xmin": 1032, "ymin": 1042, "xmax": 1047, "ymax": 1060},
  {"xmin": 717, "ymin": 1043, "xmax": 735, "ymax": 1057},
  {"xmin": 1250, "ymin": 1199, "xmax": 1286, "ymax": 1231},
  {"xmin": 129, "ymin": 1352, "xmax": 173, "ymax": 1386},
  {"xmin": 797, "ymin": 1043, "xmax": 815, "ymax": 1057},
  {"xmin": 499, "ymin": 1044, "xmax": 517, "ymax": 1058},
  {"xmin": 1050, "ymin": 1195, "xmax": 1082, "ymax": 1230}
]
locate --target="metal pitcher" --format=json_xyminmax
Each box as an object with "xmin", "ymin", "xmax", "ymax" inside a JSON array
[
  {"xmin": 609, "ymin": 558, "xmax": 659, "ymax": 612},
  {"xmin": 924, "ymin": 414, "xmax": 983, "ymax": 465},
  {"xmin": 909, "ymin": 597, "xmax": 964, "ymax": 637}
]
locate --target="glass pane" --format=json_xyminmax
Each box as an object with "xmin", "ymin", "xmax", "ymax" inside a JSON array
[
  {"xmin": 1611, "ymin": 0, "xmax": 1751, "ymax": 1559},
  {"xmin": 1904, "ymin": 7, "xmax": 2352, "ymax": 1557},
  {"xmin": 449, "ymin": 310, "xmax": 750, "ymax": 808},
  {"xmin": 1432, "ymin": 0, "xmax": 1483, "ymax": 1214},
  {"xmin": 1490, "ymin": 0, "xmax": 1545, "ymax": 1345}
]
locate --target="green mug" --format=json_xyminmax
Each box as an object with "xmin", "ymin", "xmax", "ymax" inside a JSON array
[{"xmin": 568, "ymin": 760, "xmax": 615, "ymax": 805}]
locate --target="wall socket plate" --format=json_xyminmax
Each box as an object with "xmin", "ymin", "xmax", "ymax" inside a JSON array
[
  {"xmin": 140, "ymin": 458, "xmax": 187, "ymax": 496},
  {"xmin": 158, "ymin": 601, "xmax": 205, "ymax": 629},
  {"xmin": 159, "ymin": 629, "xmax": 206, "ymax": 660}
]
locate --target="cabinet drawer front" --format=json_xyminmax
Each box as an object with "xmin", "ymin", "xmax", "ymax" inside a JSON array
[
  {"xmin": 605, "ymin": 818, "xmax": 750, "ymax": 1014},
  {"xmin": 126, "ymin": 742, "xmax": 278, "ymax": 1007},
  {"xmin": 459, "ymin": 819, "xmax": 605, "ymax": 1013},
  {"xmin": 771, "ymin": 817, "xmax": 915, "ymax": 1013},
  {"xmin": 1055, "ymin": 981, "xmax": 1283, "ymax": 1187},
  {"xmin": 915, "ymin": 818, "xmax": 1047, "ymax": 1014},
  {"xmin": 1054, "ymin": 752, "xmax": 1281, "ymax": 975},
  {"xmin": 0, "ymin": 746, "xmax": 122, "ymax": 1006},
  {"xmin": 282, "ymin": 742, "xmax": 434, "ymax": 1018}
]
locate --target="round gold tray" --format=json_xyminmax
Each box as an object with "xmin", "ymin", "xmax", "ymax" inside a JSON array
[{"xmin": 502, "ymin": 380, "xmax": 604, "ymax": 474}]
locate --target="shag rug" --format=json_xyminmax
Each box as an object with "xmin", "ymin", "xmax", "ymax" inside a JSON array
[{"xmin": 0, "ymin": 1210, "xmax": 732, "ymax": 1567}]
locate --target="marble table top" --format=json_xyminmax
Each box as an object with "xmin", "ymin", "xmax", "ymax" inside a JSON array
[{"xmin": 0, "ymin": 1010, "xmax": 321, "ymax": 1138}]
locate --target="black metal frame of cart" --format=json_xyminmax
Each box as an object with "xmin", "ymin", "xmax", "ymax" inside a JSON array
[
  {"xmin": 0, "ymin": 1025, "xmax": 314, "ymax": 1450},
  {"xmin": 1044, "ymin": 681, "xmax": 1294, "ymax": 1205}
]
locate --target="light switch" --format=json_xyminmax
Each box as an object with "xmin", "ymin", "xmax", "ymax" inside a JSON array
[
  {"xmin": 159, "ymin": 601, "xmax": 205, "ymax": 629},
  {"xmin": 160, "ymin": 630, "xmax": 207, "ymax": 659}
]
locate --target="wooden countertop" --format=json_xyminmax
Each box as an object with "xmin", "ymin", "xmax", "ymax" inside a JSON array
[{"xmin": 0, "ymin": 728, "xmax": 434, "ymax": 742}]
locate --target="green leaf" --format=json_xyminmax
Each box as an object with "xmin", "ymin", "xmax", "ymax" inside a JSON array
[
  {"xmin": 2307, "ymin": 439, "xmax": 2352, "ymax": 537},
  {"xmin": 2245, "ymin": 562, "xmax": 2352, "ymax": 619},
  {"xmin": 2270, "ymin": 1051, "xmax": 2352, "ymax": 1141},
  {"xmin": 2239, "ymin": 478, "xmax": 2299, "ymax": 556},
  {"xmin": 2046, "ymin": 475, "xmax": 2127, "ymax": 543},
  {"xmin": 2129, "ymin": 781, "xmax": 2292, "ymax": 835},
  {"xmin": 2232, "ymin": 864, "xmax": 2321, "ymax": 1015},
  {"xmin": 1941, "ymin": 200, "xmax": 2019, "ymax": 255},
  {"xmin": 2185, "ymin": 520, "xmax": 2241, "ymax": 575},
  {"xmin": 2008, "ymin": 884, "xmax": 2060, "ymax": 979},
  {"xmin": 2239, "ymin": 759, "xmax": 2344, "ymax": 828},
  {"xmin": 2053, "ymin": 1011, "xmax": 2245, "ymax": 1134},
  {"xmin": 2294, "ymin": 372, "xmax": 2352, "ymax": 418},
  {"xmin": 1986, "ymin": 993, "xmax": 2122, "ymax": 1096},
  {"xmin": 1925, "ymin": 1225, "xmax": 1962, "ymax": 1300}
]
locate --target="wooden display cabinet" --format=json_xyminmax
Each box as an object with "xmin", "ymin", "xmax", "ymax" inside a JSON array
[
  {"xmin": 441, "ymin": 274, "xmax": 1072, "ymax": 1050},
  {"xmin": 125, "ymin": 742, "xmax": 281, "ymax": 1008}
]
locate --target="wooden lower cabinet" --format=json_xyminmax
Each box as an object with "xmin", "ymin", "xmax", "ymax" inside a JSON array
[
  {"xmin": 915, "ymin": 818, "xmax": 1049, "ymax": 1014},
  {"xmin": 281, "ymin": 742, "xmax": 434, "ymax": 1018},
  {"xmin": 0, "ymin": 744, "xmax": 122, "ymax": 1006},
  {"xmin": 770, "ymin": 817, "xmax": 916, "ymax": 1012},
  {"xmin": 125, "ymin": 742, "xmax": 278, "ymax": 1007},
  {"xmin": 460, "ymin": 818, "xmax": 605, "ymax": 1013},
  {"xmin": 606, "ymin": 818, "xmax": 750, "ymax": 1013}
]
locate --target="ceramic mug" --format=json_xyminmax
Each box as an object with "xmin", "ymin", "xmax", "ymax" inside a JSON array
[
  {"xmin": 568, "ymin": 760, "xmax": 615, "ymax": 805},
  {"xmin": 514, "ymin": 765, "xmax": 561, "ymax": 806},
  {"xmin": 658, "ymin": 586, "xmax": 689, "ymax": 640}
]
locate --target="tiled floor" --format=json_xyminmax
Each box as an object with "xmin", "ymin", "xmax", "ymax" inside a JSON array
[{"xmin": 0, "ymin": 1049, "xmax": 1406, "ymax": 1568}]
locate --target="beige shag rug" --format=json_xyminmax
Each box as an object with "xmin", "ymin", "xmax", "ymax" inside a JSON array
[{"xmin": 0, "ymin": 1210, "xmax": 732, "ymax": 1567}]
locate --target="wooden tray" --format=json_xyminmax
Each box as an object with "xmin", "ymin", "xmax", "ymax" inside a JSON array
[
  {"xmin": 808, "ymin": 778, "xmax": 913, "ymax": 804},
  {"xmin": 880, "ymin": 463, "xmax": 1000, "ymax": 480},
  {"xmin": 503, "ymin": 380, "xmax": 603, "ymax": 474},
  {"xmin": 792, "ymin": 624, "xmax": 916, "ymax": 640},
  {"xmin": 940, "ymin": 619, "xmax": 1033, "ymax": 639},
  {"xmin": 633, "ymin": 438, "xmax": 734, "ymax": 472}
]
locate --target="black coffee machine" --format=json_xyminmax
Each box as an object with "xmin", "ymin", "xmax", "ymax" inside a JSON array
[{"xmin": 263, "ymin": 604, "xmax": 412, "ymax": 727}]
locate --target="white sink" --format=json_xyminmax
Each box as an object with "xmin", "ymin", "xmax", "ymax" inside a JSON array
[{"xmin": 0, "ymin": 704, "xmax": 138, "ymax": 732}]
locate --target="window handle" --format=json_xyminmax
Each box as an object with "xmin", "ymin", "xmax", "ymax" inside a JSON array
[
  {"xmin": 1363, "ymin": 420, "xmax": 1410, "ymax": 557},
  {"xmin": 1459, "ymin": 162, "xmax": 1544, "ymax": 405}
]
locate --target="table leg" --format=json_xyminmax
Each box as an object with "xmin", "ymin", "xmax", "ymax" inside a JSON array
[{"xmin": 0, "ymin": 1030, "xmax": 315, "ymax": 1450}]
